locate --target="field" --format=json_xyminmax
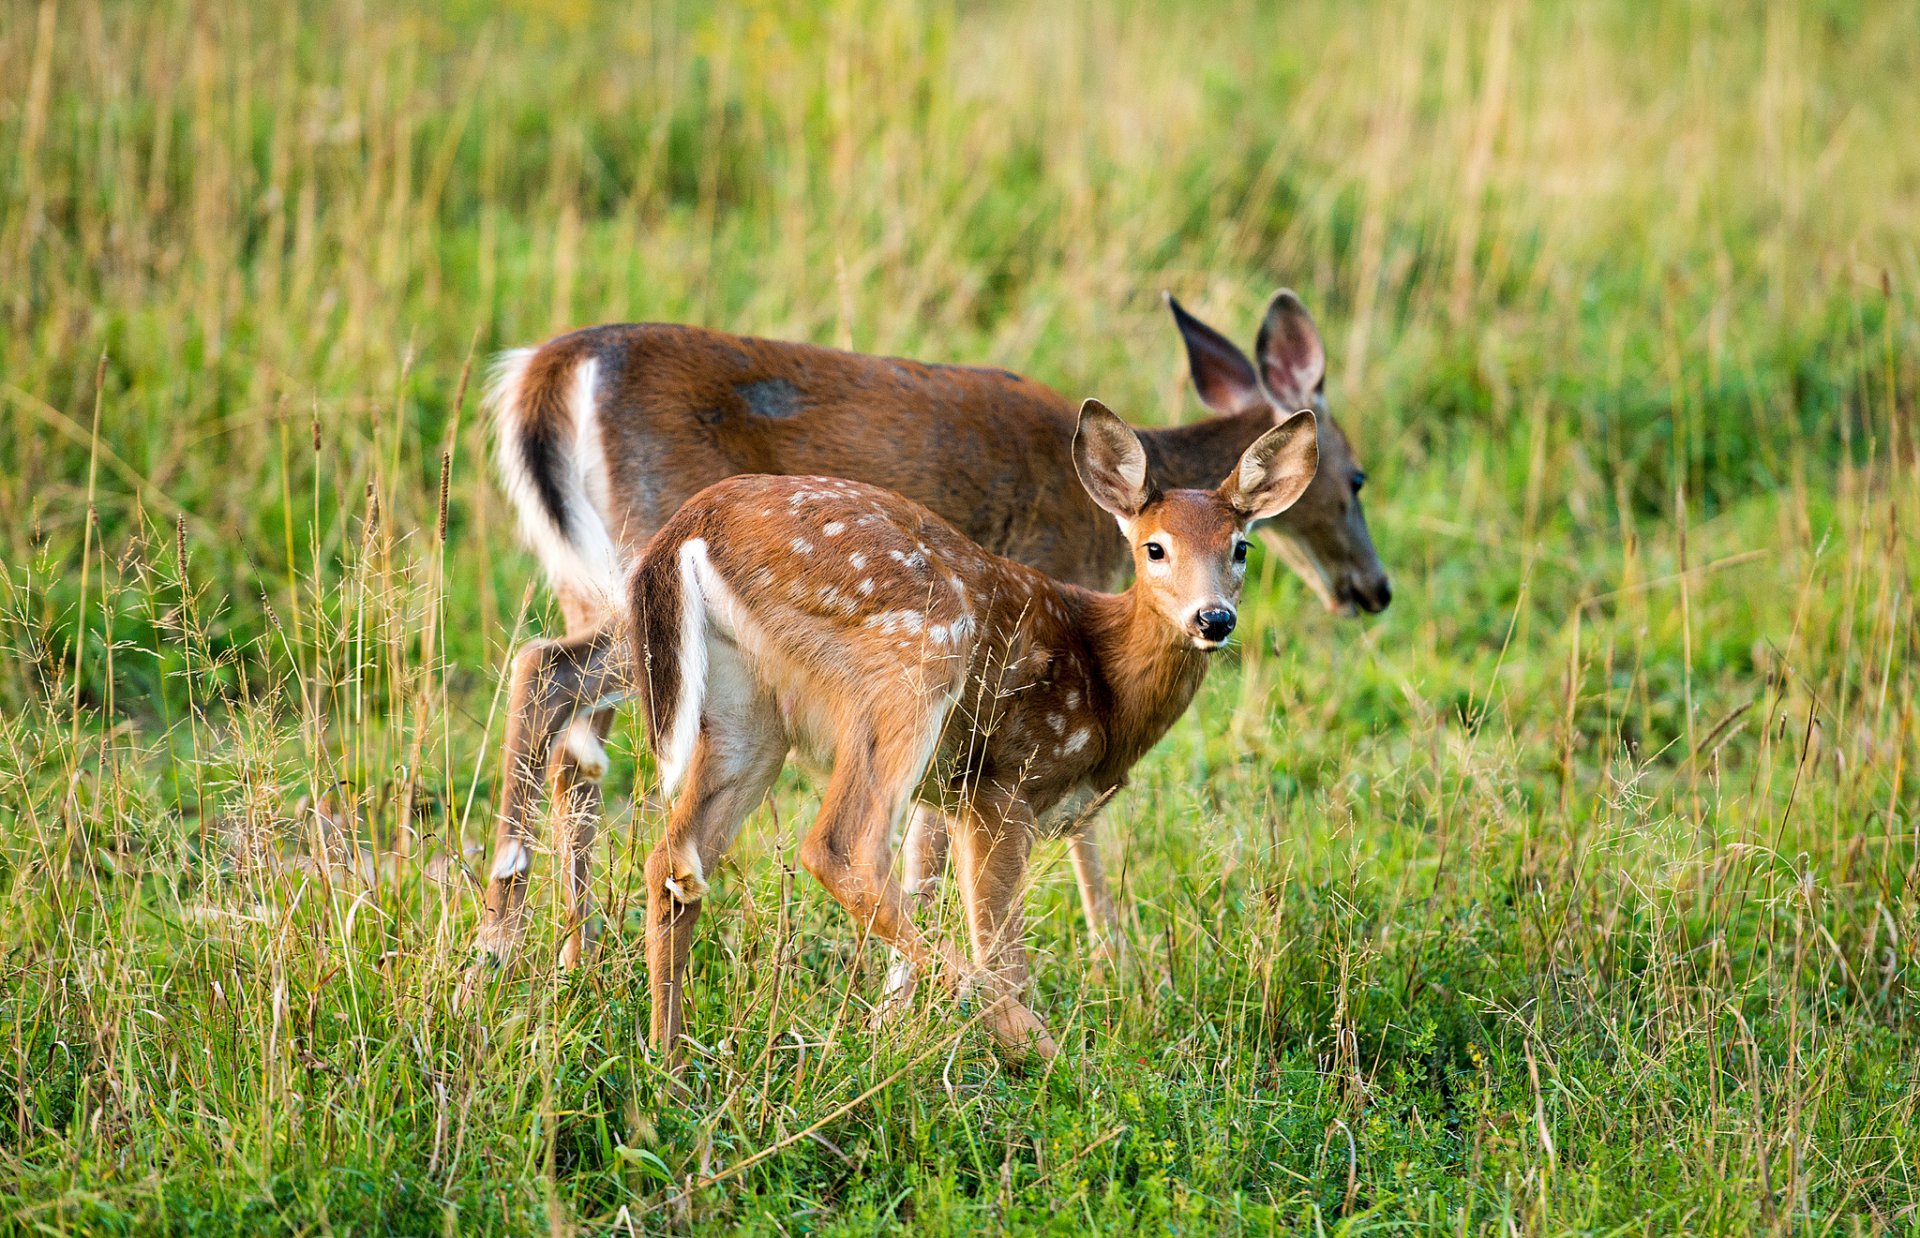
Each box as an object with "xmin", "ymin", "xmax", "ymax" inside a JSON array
[{"xmin": 3, "ymin": 0, "xmax": 1918, "ymax": 1232}]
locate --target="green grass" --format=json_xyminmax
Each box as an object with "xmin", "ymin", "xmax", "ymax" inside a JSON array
[{"xmin": 3, "ymin": 0, "xmax": 1918, "ymax": 1232}]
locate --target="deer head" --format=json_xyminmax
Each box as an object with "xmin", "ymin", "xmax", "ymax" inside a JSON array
[
  {"xmin": 1074, "ymin": 399, "xmax": 1320, "ymax": 650},
  {"xmin": 1167, "ymin": 290, "xmax": 1391, "ymax": 616}
]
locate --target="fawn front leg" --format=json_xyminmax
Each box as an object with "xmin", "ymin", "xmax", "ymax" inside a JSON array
[
  {"xmin": 881, "ymin": 805, "xmax": 956, "ymax": 1005},
  {"xmin": 953, "ymin": 800, "xmax": 1057, "ymax": 1063}
]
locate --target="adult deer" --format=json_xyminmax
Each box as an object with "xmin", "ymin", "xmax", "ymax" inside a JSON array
[
  {"xmin": 477, "ymin": 291, "xmax": 1387, "ymax": 969},
  {"xmin": 631, "ymin": 402, "xmax": 1319, "ymax": 1064}
]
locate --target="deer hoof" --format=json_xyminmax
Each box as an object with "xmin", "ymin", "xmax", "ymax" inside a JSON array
[{"xmin": 980, "ymin": 995, "xmax": 1059, "ymax": 1065}]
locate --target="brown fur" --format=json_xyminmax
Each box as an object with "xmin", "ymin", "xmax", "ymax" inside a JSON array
[
  {"xmin": 474, "ymin": 293, "xmax": 1386, "ymax": 972},
  {"xmin": 629, "ymin": 405, "xmax": 1318, "ymax": 1065}
]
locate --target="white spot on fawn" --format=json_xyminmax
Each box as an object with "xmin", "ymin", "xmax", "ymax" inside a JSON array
[
  {"xmin": 1063, "ymin": 727, "xmax": 1091, "ymax": 755},
  {"xmin": 791, "ymin": 537, "xmax": 814, "ymax": 555},
  {"xmin": 823, "ymin": 521, "xmax": 845, "ymax": 537},
  {"xmin": 866, "ymin": 609, "xmax": 925, "ymax": 635},
  {"xmin": 850, "ymin": 551, "xmax": 868, "ymax": 569}
]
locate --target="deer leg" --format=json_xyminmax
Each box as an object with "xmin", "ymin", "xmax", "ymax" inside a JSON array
[
  {"xmin": 881, "ymin": 805, "xmax": 955, "ymax": 1004},
  {"xmin": 555, "ymin": 706, "xmax": 616, "ymax": 969},
  {"xmin": 800, "ymin": 731, "xmax": 974, "ymax": 1007},
  {"xmin": 1066, "ymin": 823, "xmax": 1130, "ymax": 973},
  {"xmin": 645, "ymin": 642, "xmax": 786, "ymax": 1070},
  {"xmin": 952, "ymin": 800, "xmax": 1057, "ymax": 1062},
  {"xmin": 475, "ymin": 624, "xmax": 623, "ymax": 968}
]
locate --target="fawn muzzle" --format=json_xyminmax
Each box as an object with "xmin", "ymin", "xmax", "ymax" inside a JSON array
[{"xmin": 1193, "ymin": 607, "xmax": 1237, "ymax": 647}]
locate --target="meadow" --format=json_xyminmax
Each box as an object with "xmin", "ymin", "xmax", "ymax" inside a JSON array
[{"xmin": 2, "ymin": 0, "xmax": 1918, "ymax": 1232}]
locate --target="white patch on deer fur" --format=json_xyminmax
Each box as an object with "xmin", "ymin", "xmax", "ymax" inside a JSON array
[
  {"xmin": 865, "ymin": 609, "xmax": 924, "ymax": 635},
  {"xmin": 850, "ymin": 551, "xmax": 868, "ymax": 569},
  {"xmin": 857, "ymin": 577, "xmax": 875, "ymax": 595},
  {"xmin": 1063, "ymin": 727, "xmax": 1092, "ymax": 755},
  {"xmin": 822, "ymin": 521, "xmax": 845, "ymax": 537},
  {"xmin": 889, "ymin": 548, "xmax": 928, "ymax": 571},
  {"xmin": 489, "ymin": 351, "xmax": 624, "ymax": 613},
  {"xmin": 490, "ymin": 840, "xmax": 531, "ymax": 881},
  {"xmin": 790, "ymin": 536, "xmax": 814, "ymax": 555},
  {"xmin": 664, "ymin": 843, "xmax": 706, "ymax": 904},
  {"xmin": 1048, "ymin": 713, "xmax": 1065, "ymax": 734},
  {"xmin": 657, "ymin": 538, "xmax": 715, "ymax": 794},
  {"xmin": 564, "ymin": 715, "xmax": 610, "ymax": 779}
]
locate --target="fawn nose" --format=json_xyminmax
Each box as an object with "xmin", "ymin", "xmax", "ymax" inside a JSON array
[{"xmin": 1195, "ymin": 608, "xmax": 1237, "ymax": 644}]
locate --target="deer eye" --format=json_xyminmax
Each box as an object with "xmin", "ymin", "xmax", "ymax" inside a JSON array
[
  {"xmin": 1350, "ymin": 470, "xmax": 1367, "ymax": 494},
  {"xmin": 1144, "ymin": 541, "xmax": 1166, "ymax": 562},
  {"xmin": 1232, "ymin": 541, "xmax": 1249, "ymax": 564}
]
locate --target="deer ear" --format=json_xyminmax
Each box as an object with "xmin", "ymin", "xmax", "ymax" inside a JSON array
[
  {"xmin": 1167, "ymin": 293, "xmax": 1263, "ymax": 414},
  {"xmin": 1254, "ymin": 290, "xmax": 1326, "ymax": 406},
  {"xmin": 1224, "ymin": 409, "xmax": 1318, "ymax": 521},
  {"xmin": 1074, "ymin": 398, "xmax": 1152, "ymax": 521}
]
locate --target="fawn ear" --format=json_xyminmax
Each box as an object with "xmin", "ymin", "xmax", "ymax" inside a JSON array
[
  {"xmin": 1254, "ymin": 290, "xmax": 1326, "ymax": 406},
  {"xmin": 1167, "ymin": 293, "xmax": 1263, "ymax": 414},
  {"xmin": 1224, "ymin": 409, "xmax": 1318, "ymax": 521},
  {"xmin": 1074, "ymin": 399, "xmax": 1152, "ymax": 521}
]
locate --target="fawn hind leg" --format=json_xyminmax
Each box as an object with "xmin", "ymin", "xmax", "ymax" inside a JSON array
[{"xmin": 644, "ymin": 639, "xmax": 786, "ymax": 1069}]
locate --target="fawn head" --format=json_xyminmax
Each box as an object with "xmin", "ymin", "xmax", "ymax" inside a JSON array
[
  {"xmin": 1075, "ymin": 399, "xmax": 1319, "ymax": 650},
  {"xmin": 1167, "ymin": 289, "xmax": 1391, "ymax": 616}
]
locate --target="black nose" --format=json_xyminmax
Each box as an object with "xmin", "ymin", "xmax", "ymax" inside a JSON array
[
  {"xmin": 1340, "ymin": 578, "xmax": 1393, "ymax": 614},
  {"xmin": 1196, "ymin": 608, "xmax": 1236, "ymax": 642}
]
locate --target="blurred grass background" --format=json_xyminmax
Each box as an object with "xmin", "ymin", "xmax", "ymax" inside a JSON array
[{"xmin": 2, "ymin": 0, "xmax": 1918, "ymax": 1233}]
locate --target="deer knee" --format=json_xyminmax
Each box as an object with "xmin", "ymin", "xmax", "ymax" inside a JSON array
[
  {"xmin": 646, "ymin": 838, "xmax": 707, "ymax": 906},
  {"xmin": 489, "ymin": 838, "xmax": 532, "ymax": 883},
  {"xmin": 797, "ymin": 833, "xmax": 846, "ymax": 889},
  {"xmin": 561, "ymin": 714, "xmax": 610, "ymax": 781}
]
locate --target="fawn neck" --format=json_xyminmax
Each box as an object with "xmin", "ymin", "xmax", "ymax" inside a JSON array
[
  {"xmin": 1137, "ymin": 405, "xmax": 1277, "ymax": 491},
  {"xmin": 1070, "ymin": 584, "xmax": 1213, "ymax": 784}
]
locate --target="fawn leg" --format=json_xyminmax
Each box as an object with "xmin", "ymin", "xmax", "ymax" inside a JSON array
[
  {"xmin": 645, "ymin": 643, "xmax": 786, "ymax": 1069},
  {"xmin": 882, "ymin": 805, "xmax": 956, "ymax": 1003},
  {"xmin": 953, "ymin": 799, "xmax": 1057, "ymax": 1062}
]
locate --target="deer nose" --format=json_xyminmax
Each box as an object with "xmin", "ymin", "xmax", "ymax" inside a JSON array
[{"xmin": 1195, "ymin": 608, "xmax": 1237, "ymax": 644}]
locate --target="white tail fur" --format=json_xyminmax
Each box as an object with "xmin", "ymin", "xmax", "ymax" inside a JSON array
[{"xmin": 487, "ymin": 348, "xmax": 624, "ymax": 610}]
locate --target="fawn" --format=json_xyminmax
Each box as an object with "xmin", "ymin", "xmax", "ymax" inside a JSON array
[
  {"xmin": 477, "ymin": 291, "xmax": 1384, "ymax": 972},
  {"xmin": 627, "ymin": 400, "xmax": 1318, "ymax": 1063}
]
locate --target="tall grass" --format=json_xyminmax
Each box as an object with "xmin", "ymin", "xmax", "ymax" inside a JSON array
[{"xmin": 2, "ymin": 0, "xmax": 1917, "ymax": 1232}]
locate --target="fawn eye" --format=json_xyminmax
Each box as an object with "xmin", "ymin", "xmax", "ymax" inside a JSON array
[
  {"xmin": 1232, "ymin": 541, "xmax": 1249, "ymax": 564},
  {"xmin": 1350, "ymin": 470, "xmax": 1367, "ymax": 494},
  {"xmin": 1144, "ymin": 541, "xmax": 1166, "ymax": 562}
]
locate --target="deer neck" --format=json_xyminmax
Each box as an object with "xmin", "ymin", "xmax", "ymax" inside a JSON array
[
  {"xmin": 1076, "ymin": 587, "xmax": 1211, "ymax": 779},
  {"xmin": 1136, "ymin": 405, "xmax": 1277, "ymax": 492}
]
